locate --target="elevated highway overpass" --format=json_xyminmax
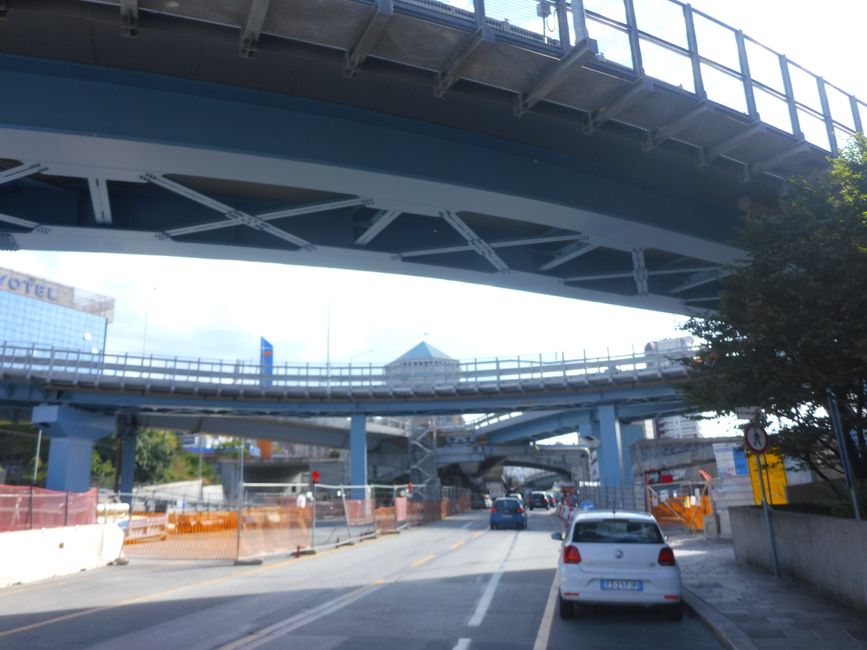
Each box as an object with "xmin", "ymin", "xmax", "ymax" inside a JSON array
[
  {"xmin": 2, "ymin": 0, "xmax": 856, "ymax": 493},
  {"xmin": 1, "ymin": 343, "xmax": 689, "ymax": 490},
  {"xmin": 0, "ymin": 0, "xmax": 863, "ymax": 314}
]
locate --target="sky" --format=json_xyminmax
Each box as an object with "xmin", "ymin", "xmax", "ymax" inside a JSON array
[{"xmin": 1, "ymin": 0, "xmax": 864, "ymax": 375}]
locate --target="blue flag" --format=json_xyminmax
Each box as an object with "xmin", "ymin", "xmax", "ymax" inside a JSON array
[{"xmin": 260, "ymin": 337, "xmax": 273, "ymax": 386}]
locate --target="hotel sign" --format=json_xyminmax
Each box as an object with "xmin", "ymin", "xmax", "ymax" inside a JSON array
[{"xmin": 0, "ymin": 267, "xmax": 75, "ymax": 309}]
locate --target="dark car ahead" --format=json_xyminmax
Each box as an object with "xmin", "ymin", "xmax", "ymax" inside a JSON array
[
  {"xmin": 490, "ymin": 497, "xmax": 527, "ymax": 530},
  {"xmin": 528, "ymin": 491, "xmax": 549, "ymax": 510}
]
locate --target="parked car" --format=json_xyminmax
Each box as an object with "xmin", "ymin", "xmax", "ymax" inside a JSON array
[
  {"xmin": 553, "ymin": 510, "xmax": 682, "ymax": 620},
  {"xmin": 490, "ymin": 497, "xmax": 527, "ymax": 530},
  {"xmin": 528, "ymin": 491, "xmax": 549, "ymax": 510},
  {"xmin": 545, "ymin": 493, "xmax": 556, "ymax": 508},
  {"xmin": 507, "ymin": 493, "xmax": 524, "ymax": 503}
]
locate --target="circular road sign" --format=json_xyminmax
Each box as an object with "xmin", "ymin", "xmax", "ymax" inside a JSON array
[{"xmin": 744, "ymin": 423, "xmax": 769, "ymax": 454}]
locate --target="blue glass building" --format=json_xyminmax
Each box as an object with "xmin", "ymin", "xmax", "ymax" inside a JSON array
[{"xmin": 0, "ymin": 266, "xmax": 113, "ymax": 352}]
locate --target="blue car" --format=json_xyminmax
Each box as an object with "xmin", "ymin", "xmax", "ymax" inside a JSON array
[{"xmin": 490, "ymin": 497, "xmax": 527, "ymax": 530}]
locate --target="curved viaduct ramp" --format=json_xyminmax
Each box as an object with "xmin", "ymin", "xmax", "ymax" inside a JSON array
[
  {"xmin": 0, "ymin": 1, "xmax": 862, "ymax": 312},
  {"xmin": 0, "ymin": 344, "xmax": 688, "ymax": 418}
]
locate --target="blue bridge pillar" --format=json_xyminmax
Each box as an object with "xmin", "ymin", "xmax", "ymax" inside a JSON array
[
  {"xmin": 595, "ymin": 404, "xmax": 624, "ymax": 486},
  {"xmin": 33, "ymin": 404, "xmax": 115, "ymax": 492},
  {"xmin": 619, "ymin": 423, "xmax": 646, "ymax": 484},
  {"xmin": 349, "ymin": 414, "xmax": 367, "ymax": 500},
  {"xmin": 119, "ymin": 426, "xmax": 138, "ymax": 500}
]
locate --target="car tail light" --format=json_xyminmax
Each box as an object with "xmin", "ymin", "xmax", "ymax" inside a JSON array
[
  {"xmin": 516, "ymin": 507, "xmax": 524, "ymax": 514},
  {"xmin": 563, "ymin": 545, "xmax": 581, "ymax": 564},
  {"xmin": 490, "ymin": 507, "xmax": 497, "ymax": 513},
  {"xmin": 658, "ymin": 547, "xmax": 676, "ymax": 566}
]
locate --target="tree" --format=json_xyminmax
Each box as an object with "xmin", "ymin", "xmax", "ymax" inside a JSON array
[
  {"xmin": 682, "ymin": 135, "xmax": 867, "ymax": 510},
  {"xmin": 134, "ymin": 429, "xmax": 179, "ymax": 485}
]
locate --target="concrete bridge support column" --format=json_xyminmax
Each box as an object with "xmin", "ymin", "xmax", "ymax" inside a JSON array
[
  {"xmin": 595, "ymin": 404, "xmax": 624, "ymax": 486},
  {"xmin": 349, "ymin": 414, "xmax": 367, "ymax": 500},
  {"xmin": 620, "ymin": 423, "xmax": 646, "ymax": 485},
  {"xmin": 118, "ymin": 424, "xmax": 138, "ymax": 503},
  {"xmin": 32, "ymin": 405, "xmax": 115, "ymax": 493}
]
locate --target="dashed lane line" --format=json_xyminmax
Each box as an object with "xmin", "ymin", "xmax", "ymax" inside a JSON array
[
  {"xmin": 453, "ymin": 638, "xmax": 472, "ymax": 650},
  {"xmin": 411, "ymin": 554, "xmax": 437, "ymax": 568},
  {"xmin": 467, "ymin": 531, "xmax": 519, "ymax": 627},
  {"xmin": 533, "ymin": 570, "xmax": 560, "ymax": 650}
]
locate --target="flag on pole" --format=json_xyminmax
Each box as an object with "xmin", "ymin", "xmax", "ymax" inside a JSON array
[{"xmin": 260, "ymin": 337, "xmax": 273, "ymax": 386}]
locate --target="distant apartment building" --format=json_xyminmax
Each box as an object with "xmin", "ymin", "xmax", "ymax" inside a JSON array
[
  {"xmin": 648, "ymin": 415, "xmax": 701, "ymax": 440},
  {"xmin": 0, "ymin": 266, "xmax": 114, "ymax": 351}
]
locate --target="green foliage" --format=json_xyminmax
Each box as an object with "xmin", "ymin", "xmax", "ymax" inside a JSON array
[
  {"xmin": 90, "ymin": 450, "xmax": 116, "ymax": 489},
  {"xmin": 682, "ymin": 135, "xmax": 867, "ymax": 507},
  {"xmin": 134, "ymin": 429, "xmax": 179, "ymax": 485},
  {"xmin": 165, "ymin": 451, "xmax": 220, "ymax": 484},
  {"xmin": 0, "ymin": 425, "xmax": 47, "ymax": 485}
]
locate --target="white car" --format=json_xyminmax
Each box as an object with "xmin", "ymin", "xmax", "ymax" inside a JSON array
[{"xmin": 553, "ymin": 510, "xmax": 683, "ymax": 620}]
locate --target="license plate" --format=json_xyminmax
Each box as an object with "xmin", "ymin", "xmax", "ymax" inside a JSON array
[{"xmin": 601, "ymin": 579, "xmax": 643, "ymax": 591}]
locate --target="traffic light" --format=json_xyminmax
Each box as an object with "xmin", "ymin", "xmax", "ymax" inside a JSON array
[{"xmin": 311, "ymin": 470, "xmax": 320, "ymax": 484}]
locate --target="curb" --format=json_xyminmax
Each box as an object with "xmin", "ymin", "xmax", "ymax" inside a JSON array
[{"xmin": 682, "ymin": 587, "xmax": 758, "ymax": 650}]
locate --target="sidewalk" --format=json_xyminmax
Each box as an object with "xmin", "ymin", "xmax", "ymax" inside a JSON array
[{"xmin": 667, "ymin": 529, "xmax": 867, "ymax": 649}]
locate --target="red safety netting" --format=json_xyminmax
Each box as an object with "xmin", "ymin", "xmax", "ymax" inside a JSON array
[{"xmin": 0, "ymin": 485, "xmax": 98, "ymax": 532}]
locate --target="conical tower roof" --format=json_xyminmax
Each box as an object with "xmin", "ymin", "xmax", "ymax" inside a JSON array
[{"xmin": 389, "ymin": 341, "xmax": 454, "ymax": 364}]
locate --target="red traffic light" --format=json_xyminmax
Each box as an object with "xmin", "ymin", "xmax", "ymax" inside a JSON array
[
  {"xmin": 407, "ymin": 482, "xmax": 413, "ymax": 492},
  {"xmin": 311, "ymin": 470, "xmax": 320, "ymax": 483}
]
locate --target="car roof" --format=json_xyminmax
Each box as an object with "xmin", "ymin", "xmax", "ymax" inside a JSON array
[
  {"xmin": 571, "ymin": 509, "xmax": 656, "ymax": 523},
  {"xmin": 494, "ymin": 496, "xmax": 520, "ymax": 502}
]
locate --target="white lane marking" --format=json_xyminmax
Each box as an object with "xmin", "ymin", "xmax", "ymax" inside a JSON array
[
  {"xmin": 533, "ymin": 571, "xmax": 560, "ymax": 650},
  {"xmin": 467, "ymin": 532, "xmax": 519, "ymax": 627},
  {"xmin": 461, "ymin": 522, "xmax": 473, "ymax": 529},
  {"xmin": 217, "ymin": 583, "xmax": 383, "ymax": 650},
  {"xmin": 453, "ymin": 638, "xmax": 472, "ymax": 650}
]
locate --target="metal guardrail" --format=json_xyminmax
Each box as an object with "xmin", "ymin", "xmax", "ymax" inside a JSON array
[
  {"xmin": 0, "ymin": 343, "xmax": 691, "ymax": 396},
  {"xmin": 400, "ymin": 0, "xmax": 863, "ymax": 154}
]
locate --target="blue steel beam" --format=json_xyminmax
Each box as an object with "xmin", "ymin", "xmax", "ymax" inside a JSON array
[
  {"xmin": 479, "ymin": 409, "xmax": 594, "ymax": 445},
  {"xmin": 349, "ymin": 414, "xmax": 368, "ymax": 498},
  {"xmin": 1, "ymin": 378, "xmax": 684, "ymax": 418},
  {"xmin": 0, "ymin": 54, "xmax": 749, "ymax": 314},
  {"xmin": 595, "ymin": 404, "xmax": 623, "ymax": 486}
]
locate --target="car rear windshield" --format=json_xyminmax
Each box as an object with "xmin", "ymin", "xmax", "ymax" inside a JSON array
[
  {"xmin": 494, "ymin": 500, "xmax": 520, "ymax": 512},
  {"xmin": 572, "ymin": 519, "xmax": 663, "ymax": 544}
]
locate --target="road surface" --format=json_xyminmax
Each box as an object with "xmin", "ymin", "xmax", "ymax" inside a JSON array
[{"xmin": 0, "ymin": 510, "xmax": 722, "ymax": 649}]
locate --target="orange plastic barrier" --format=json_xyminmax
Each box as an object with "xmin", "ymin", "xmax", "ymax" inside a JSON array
[{"xmin": 652, "ymin": 495, "xmax": 712, "ymax": 531}]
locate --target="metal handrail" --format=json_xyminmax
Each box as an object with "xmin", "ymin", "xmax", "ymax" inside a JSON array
[
  {"xmin": 407, "ymin": 0, "xmax": 863, "ymax": 153},
  {"xmin": 0, "ymin": 343, "xmax": 693, "ymax": 394}
]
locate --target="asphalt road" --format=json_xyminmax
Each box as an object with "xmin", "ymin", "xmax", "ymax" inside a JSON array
[{"xmin": 0, "ymin": 510, "xmax": 723, "ymax": 649}]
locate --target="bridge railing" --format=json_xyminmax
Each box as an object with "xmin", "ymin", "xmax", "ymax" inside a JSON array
[
  {"xmin": 402, "ymin": 0, "xmax": 863, "ymax": 155},
  {"xmin": 0, "ymin": 342, "xmax": 692, "ymax": 394}
]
